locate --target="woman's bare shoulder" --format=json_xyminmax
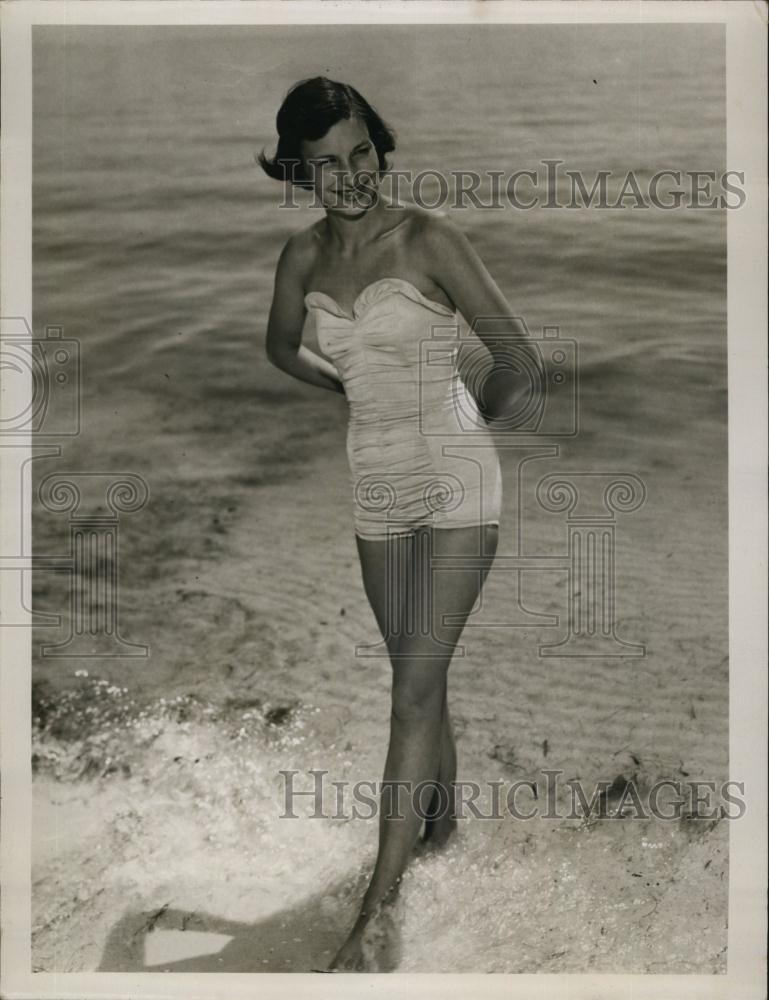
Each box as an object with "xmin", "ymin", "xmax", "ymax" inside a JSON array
[
  {"xmin": 278, "ymin": 220, "xmax": 327, "ymax": 282},
  {"xmin": 390, "ymin": 201, "xmax": 462, "ymax": 247}
]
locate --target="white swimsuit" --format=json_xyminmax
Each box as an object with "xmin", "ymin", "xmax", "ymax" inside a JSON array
[{"xmin": 305, "ymin": 276, "xmax": 503, "ymax": 539}]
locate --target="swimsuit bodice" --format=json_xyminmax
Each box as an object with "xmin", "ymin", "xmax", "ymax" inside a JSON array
[
  {"xmin": 303, "ymin": 276, "xmax": 502, "ymax": 538},
  {"xmin": 305, "ymin": 277, "xmax": 464, "ymax": 425}
]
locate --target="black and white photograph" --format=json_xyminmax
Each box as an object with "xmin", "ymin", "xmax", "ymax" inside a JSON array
[{"xmin": 0, "ymin": 0, "xmax": 766, "ymax": 995}]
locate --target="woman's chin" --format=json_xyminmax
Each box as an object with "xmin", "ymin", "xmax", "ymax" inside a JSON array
[
  {"xmin": 328, "ymin": 205, "xmax": 369, "ymax": 219},
  {"xmin": 326, "ymin": 192, "xmax": 378, "ymax": 216}
]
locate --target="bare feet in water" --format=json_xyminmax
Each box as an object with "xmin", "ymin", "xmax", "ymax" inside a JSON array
[
  {"xmin": 327, "ymin": 928, "xmax": 368, "ymax": 972},
  {"xmin": 421, "ymin": 782, "xmax": 458, "ymax": 850},
  {"xmin": 421, "ymin": 810, "xmax": 457, "ymax": 850},
  {"xmin": 327, "ymin": 893, "xmax": 402, "ymax": 972},
  {"xmin": 324, "ymin": 819, "xmax": 457, "ymax": 973}
]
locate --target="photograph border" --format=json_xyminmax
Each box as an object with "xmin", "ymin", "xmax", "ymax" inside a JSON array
[{"xmin": 1, "ymin": 2, "xmax": 766, "ymax": 998}]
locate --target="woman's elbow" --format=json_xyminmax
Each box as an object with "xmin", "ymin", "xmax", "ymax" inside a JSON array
[
  {"xmin": 265, "ymin": 342, "xmax": 285, "ymax": 368},
  {"xmin": 266, "ymin": 344, "xmax": 296, "ymax": 374}
]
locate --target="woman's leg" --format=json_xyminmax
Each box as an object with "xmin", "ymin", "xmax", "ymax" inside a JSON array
[
  {"xmin": 330, "ymin": 523, "xmax": 498, "ymax": 970},
  {"xmin": 354, "ymin": 530, "xmax": 413, "ymax": 661},
  {"xmin": 355, "ymin": 529, "xmax": 455, "ymax": 841},
  {"xmin": 421, "ymin": 690, "xmax": 458, "ymax": 844},
  {"xmin": 424, "ymin": 524, "xmax": 497, "ymax": 844}
]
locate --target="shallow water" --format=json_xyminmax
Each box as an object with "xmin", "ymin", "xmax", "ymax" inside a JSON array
[
  {"xmin": 33, "ymin": 23, "xmax": 725, "ymax": 384},
  {"xmin": 32, "ymin": 678, "xmax": 728, "ymax": 973}
]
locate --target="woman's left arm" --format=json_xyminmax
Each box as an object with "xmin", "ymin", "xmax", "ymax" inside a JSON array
[{"xmin": 422, "ymin": 213, "xmax": 544, "ymax": 421}]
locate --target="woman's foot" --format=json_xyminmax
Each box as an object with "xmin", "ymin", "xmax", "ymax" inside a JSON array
[
  {"xmin": 328, "ymin": 930, "xmax": 368, "ymax": 972},
  {"xmin": 421, "ymin": 810, "xmax": 457, "ymax": 849},
  {"xmin": 328, "ymin": 895, "xmax": 402, "ymax": 972},
  {"xmin": 421, "ymin": 778, "xmax": 458, "ymax": 849}
]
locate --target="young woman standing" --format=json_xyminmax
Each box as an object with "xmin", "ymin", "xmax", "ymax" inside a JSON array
[{"xmin": 261, "ymin": 77, "xmax": 529, "ymax": 971}]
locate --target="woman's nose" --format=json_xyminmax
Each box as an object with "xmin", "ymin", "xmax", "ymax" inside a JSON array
[{"xmin": 335, "ymin": 163, "xmax": 354, "ymax": 187}]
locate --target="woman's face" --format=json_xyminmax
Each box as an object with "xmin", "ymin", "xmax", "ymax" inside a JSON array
[{"xmin": 300, "ymin": 116, "xmax": 380, "ymax": 215}]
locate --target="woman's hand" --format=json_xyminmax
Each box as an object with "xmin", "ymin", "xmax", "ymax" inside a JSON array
[{"xmin": 478, "ymin": 367, "xmax": 531, "ymax": 425}]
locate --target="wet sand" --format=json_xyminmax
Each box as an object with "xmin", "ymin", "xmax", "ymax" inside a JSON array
[{"xmin": 31, "ymin": 363, "xmax": 729, "ymax": 972}]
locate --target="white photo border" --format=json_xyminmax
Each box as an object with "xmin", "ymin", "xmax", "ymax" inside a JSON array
[{"xmin": 1, "ymin": 2, "xmax": 766, "ymax": 998}]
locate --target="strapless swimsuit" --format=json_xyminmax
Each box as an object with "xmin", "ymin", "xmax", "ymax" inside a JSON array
[{"xmin": 305, "ymin": 277, "xmax": 503, "ymax": 540}]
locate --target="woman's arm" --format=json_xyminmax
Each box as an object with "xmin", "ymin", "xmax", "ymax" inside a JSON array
[
  {"xmin": 265, "ymin": 236, "xmax": 345, "ymax": 395},
  {"xmin": 421, "ymin": 215, "xmax": 544, "ymax": 420}
]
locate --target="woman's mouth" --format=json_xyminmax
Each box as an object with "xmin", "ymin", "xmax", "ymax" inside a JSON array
[{"xmin": 335, "ymin": 187, "xmax": 371, "ymax": 205}]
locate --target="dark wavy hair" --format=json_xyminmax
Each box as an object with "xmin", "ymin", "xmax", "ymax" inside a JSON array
[{"xmin": 257, "ymin": 77, "xmax": 396, "ymax": 189}]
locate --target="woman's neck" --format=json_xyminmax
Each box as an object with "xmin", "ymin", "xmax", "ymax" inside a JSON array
[{"xmin": 323, "ymin": 195, "xmax": 398, "ymax": 255}]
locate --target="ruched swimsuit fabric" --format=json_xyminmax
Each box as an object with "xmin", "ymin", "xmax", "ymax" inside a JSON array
[{"xmin": 305, "ymin": 277, "xmax": 503, "ymax": 540}]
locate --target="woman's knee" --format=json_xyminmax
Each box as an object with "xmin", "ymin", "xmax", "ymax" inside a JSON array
[{"xmin": 390, "ymin": 665, "xmax": 447, "ymax": 723}]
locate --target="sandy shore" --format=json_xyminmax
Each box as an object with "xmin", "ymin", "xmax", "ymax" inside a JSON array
[{"xmin": 31, "ymin": 357, "xmax": 730, "ymax": 972}]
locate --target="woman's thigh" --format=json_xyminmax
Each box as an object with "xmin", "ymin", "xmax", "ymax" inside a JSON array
[
  {"xmin": 384, "ymin": 523, "xmax": 499, "ymax": 718},
  {"xmin": 355, "ymin": 531, "xmax": 417, "ymax": 658},
  {"xmin": 395, "ymin": 523, "xmax": 499, "ymax": 664},
  {"xmin": 356, "ymin": 523, "xmax": 499, "ymax": 668}
]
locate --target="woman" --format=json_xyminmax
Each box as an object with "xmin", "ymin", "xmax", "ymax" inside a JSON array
[{"xmin": 260, "ymin": 77, "xmax": 530, "ymax": 972}]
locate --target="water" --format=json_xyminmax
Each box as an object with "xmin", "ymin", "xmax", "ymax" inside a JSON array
[
  {"xmin": 32, "ymin": 675, "xmax": 729, "ymax": 973},
  {"xmin": 33, "ymin": 23, "xmax": 725, "ymax": 379},
  {"xmin": 31, "ymin": 23, "xmax": 728, "ymax": 974}
]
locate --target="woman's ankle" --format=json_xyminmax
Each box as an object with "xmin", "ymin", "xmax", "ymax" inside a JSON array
[
  {"xmin": 423, "ymin": 777, "xmax": 457, "ymax": 822},
  {"xmin": 359, "ymin": 881, "xmax": 401, "ymax": 924}
]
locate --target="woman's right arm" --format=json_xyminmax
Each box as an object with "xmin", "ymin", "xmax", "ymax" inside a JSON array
[{"xmin": 265, "ymin": 236, "xmax": 345, "ymax": 395}]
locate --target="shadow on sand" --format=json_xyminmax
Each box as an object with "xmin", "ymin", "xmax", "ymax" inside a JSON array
[{"xmin": 96, "ymin": 869, "xmax": 403, "ymax": 973}]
